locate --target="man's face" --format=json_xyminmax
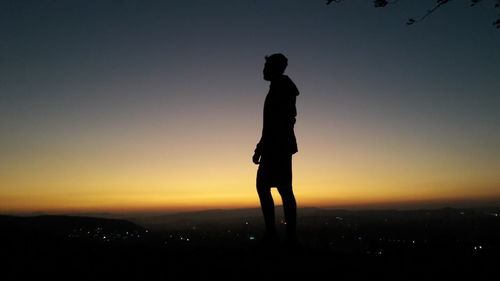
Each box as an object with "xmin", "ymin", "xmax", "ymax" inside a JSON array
[{"xmin": 263, "ymin": 61, "xmax": 275, "ymax": 81}]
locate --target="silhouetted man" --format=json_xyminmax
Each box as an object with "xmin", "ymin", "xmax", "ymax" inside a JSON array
[{"xmin": 253, "ymin": 53, "xmax": 299, "ymax": 245}]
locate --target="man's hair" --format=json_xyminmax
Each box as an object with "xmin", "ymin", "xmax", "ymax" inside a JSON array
[{"xmin": 265, "ymin": 53, "xmax": 288, "ymax": 74}]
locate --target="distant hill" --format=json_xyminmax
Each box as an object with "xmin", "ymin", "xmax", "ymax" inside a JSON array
[
  {"xmin": 0, "ymin": 215, "xmax": 145, "ymax": 238},
  {"xmin": 2, "ymin": 206, "xmax": 498, "ymax": 233}
]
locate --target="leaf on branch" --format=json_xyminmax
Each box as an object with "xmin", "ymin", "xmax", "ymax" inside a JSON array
[
  {"xmin": 494, "ymin": 19, "xmax": 500, "ymax": 29},
  {"xmin": 326, "ymin": 0, "xmax": 341, "ymax": 5},
  {"xmin": 407, "ymin": 18, "xmax": 416, "ymax": 25},
  {"xmin": 374, "ymin": 0, "xmax": 389, "ymax": 8},
  {"xmin": 326, "ymin": 0, "xmax": 396, "ymax": 8},
  {"xmin": 470, "ymin": 0, "xmax": 482, "ymax": 7}
]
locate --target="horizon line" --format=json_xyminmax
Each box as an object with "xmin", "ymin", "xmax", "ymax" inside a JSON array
[{"xmin": 2, "ymin": 199, "xmax": 500, "ymax": 217}]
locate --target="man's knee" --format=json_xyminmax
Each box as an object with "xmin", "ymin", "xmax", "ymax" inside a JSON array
[{"xmin": 277, "ymin": 185, "xmax": 294, "ymax": 198}]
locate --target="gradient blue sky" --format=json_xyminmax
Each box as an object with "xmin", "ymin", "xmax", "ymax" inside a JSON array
[{"xmin": 1, "ymin": 0, "xmax": 499, "ymax": 213}]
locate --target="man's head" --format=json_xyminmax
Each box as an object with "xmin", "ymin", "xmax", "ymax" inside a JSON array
[{"xmin": 263, "ymin": 53, "xmax": 288, "ymax": 81}]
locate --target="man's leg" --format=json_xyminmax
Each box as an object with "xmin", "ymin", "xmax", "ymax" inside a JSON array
[
  {"xmin": 277, "ymin": 185, "xmax": 297, "ymax": 238},
  {"xmin": 257, "ymin": 183, "xmax": 276, "ymax": 236}
]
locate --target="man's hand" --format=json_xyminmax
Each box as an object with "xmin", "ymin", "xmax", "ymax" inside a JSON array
[{"xmin": 252, "ymin": 152, "xmax": 261, "ymax": 164}]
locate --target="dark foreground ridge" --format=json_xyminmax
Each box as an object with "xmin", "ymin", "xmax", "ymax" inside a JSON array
[{"xmin": 1, "ymin": 207, "xmax": 500, "ymax": 280}]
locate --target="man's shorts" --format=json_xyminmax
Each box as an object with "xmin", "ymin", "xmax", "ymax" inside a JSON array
[{"xmin": 257, "ymin": 153, "xmax": 293, "ymax": 187}]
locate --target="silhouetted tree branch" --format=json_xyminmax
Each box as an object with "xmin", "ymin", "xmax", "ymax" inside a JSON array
[{"xmin": 326, "ymin": 0, "xmax": 500, "ymax": 29}]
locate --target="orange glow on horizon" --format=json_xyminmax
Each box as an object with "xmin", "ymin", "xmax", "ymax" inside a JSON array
[
  {"xmin": 1, "ymin": 181, "xmax": 499, "ymax": 214},
  {"xmin": 1, "ymin": 91, "xmax": 499, "ymax": 214}
]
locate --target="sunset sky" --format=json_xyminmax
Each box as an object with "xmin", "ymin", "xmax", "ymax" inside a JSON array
[{"xmin": 1, "ymin": 0, "xmax": 499, "ymax": 214}]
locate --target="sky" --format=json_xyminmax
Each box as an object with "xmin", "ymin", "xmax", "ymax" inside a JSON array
[{"xmin": 1, "ymin": 0, "xmax": 499, "ymax": 214}]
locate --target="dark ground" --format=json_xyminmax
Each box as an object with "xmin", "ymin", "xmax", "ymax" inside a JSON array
[{"xmin": 1, "ymin": 207, "xmax": 499, "ymax": 280}]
